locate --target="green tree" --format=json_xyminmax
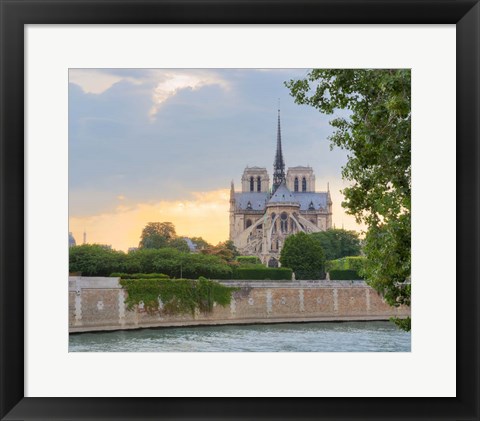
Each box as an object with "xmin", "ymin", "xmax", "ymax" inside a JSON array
[
  {"xmin": 123, "ymin": 247, "xmax": 232, "ymax": 279},
  {"xmin": 201, "ymin": 240, "xmax": 239, "ymax": 263},
  {"xmin": 147, "ymin": 248, "xmax": 232, "ymax": 279},
  {"xmin": 222, "ymin": 240, "xmax": 240, "ymax": 260},
  {"xmin": 69, "ymin": 244, "xmax": 126, "ymax": 276},
  {"xmin": 139, "ymin": 222, "xmax": 176, "ymax": 249},
  {"xmin": 310, "ymin": 229, "xmax": 361, "ymax": 261},
  {"xmin": 280, "ymin": 232, "xmax": 325, "ymax": 280},
  {"xmin": 168, "ymin": 237, "xmax": 191, "ymax": 253},
  {"xmin": 125, "ymin": 248, "xmax": 162, "ymax": 273},
  {"xmin": 286, "ymin": 69, "xmax": 411, "ymax": 330}
]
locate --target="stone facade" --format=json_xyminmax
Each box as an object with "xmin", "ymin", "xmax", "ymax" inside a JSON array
[
  {"xmin": 229, "ymin": 112, "xmax": 332, "ymax": 265},
  {"xmin": 69, "ymin": 277, "xmax": 410, "ymax": 333}
]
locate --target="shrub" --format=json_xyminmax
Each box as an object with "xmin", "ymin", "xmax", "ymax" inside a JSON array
[
  {"xmin": 294, "ymin": 269, "xmax": 326, "ymax": 280},
  {"xmin": 326, "ymin": 256, "xmax": 366, "ymax": 272},
  {"xmin": 69, "ymin": 244, "xmax": 126, "ymax": 276},
  {"xmin": 329, "ymin": 269, "xmax": 363, "ymax": 280},
  {"xmin": 327, "ymin": 256, "xmax": 366, "ymax": 280},
  {"xmin": 71, "ymin": 246, "xmax": 233, "ymax": 279},
  {"xmin": 124, "ymin": 248, "xmax": 232, "ymax": 279},
  {"xmin": 164, "ymin": 252, "xmax": 233, "ymax": 279},
  {"xmin": 120, "ymin": 277, "xmax": 237, "ymax": 315},
  {"xmin": 124, "ymin": 248, "xmax": 163, "ymax": 274},
  {"xmin": 110, "ymin": 273, "xmax": 170, "ymax": 279},
  {"xmin": 309, "ymin": 229, "xmax": 361, "ymax": 260},
  {"xmin": 280, "ymin": 232, "xmax": 325, "ymax": 280},
  {"xmin": 233, "ymin": 266, "xmax": 292, "ymax": 280},
  {"xmin": 236, "ymin": 256, "xmax": 261, "ymax": 265}
]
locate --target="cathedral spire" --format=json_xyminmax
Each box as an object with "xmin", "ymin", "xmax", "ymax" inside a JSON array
[{"xmin": 272, "ymin": 107, "xmax": 285, "ymax": 193}]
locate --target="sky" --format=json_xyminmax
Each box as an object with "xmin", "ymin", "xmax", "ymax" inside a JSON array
[{"xmin": 69, "ymin": 68, "xmax": 365, "ymax": 251}]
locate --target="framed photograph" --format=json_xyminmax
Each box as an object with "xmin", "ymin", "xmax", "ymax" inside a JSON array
[
  {"xmin": 1, "ymin": 1, "xmax": 478, "ymax": 420},
  {"xmin": 66, "ymin": 66, "xmax": 412, "ymax": 352}
]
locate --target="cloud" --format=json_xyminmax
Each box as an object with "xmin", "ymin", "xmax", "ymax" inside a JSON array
[
  {"xmin": 68, "ymin": 68, "xmax": 364, "ymax": 238},
  {"xmin": 69, "ymin": 69, "xmax": 142, "ymax": 94},
  {"xmin": 69, "ymin": 68, "xmax": 230, "ymax": 120},
  {"xmin": 69, "ymin": 189, "xmax": 230, "ymax": 251},
  {"xmin": 148, "ymin": 71, "xmax": 229, "ymax": 119}
]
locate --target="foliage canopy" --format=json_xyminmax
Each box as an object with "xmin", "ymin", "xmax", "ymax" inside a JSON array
[
  {"xmin": 70, "ymin": 245, "xmax": 232, "ymax": 279},
  {"xmin": 128, "ymin": 247, "xmax": 232, "ymax": 279},
  {"xmin": 138, "ymin": 222, "xmax": 189, "ymax": 252},
  {"xmin": 200, "ymin": 240, "xmax": 239, "ymax": 263},
  {"xmin": 69, "ymin": 244, "xmax": 125, "ymax": 276},
  {"xmin": 280, "ymin": 232, "xmax": 325, "ymax": 280},
  {"xmin": 310, "ymin": 229, "xmax": 361, "ymax": 261},
  {"xmin": 286, "ymin": 69, "xmax": 411, "ymax": 330}
]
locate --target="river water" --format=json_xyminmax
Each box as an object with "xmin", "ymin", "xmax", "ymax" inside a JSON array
[{"xmin": 69, "ymin": 321, "xmax": 410, "ymax": 352}]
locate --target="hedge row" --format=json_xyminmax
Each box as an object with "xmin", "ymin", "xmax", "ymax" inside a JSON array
[
  {"xmin": 111, "ymin": 269, "xmax": 294, "ymax": 281},
  {"xmin": 294, "ymin": 270, "xmax": 326, "ymax": 280},
  {"xmin": 69, "ymin": 245, "xmax": 233, "ymax": 279},
  {"xmin": 108, "ymin": 270, "xmax": 362, "ymax": 281},
  {"xmin": 236, "ymin": 256, "xmax": 261, "ymax": 265},
  {"xmin": 110, "ymin": 272, "xmax": 170, "ymax": 279},
  {"xmin": 326, "ymin": 256, "xmax": 366, "ymax": 272},
  {"xmin": 233, "ymin": 267, "xmax": 292, "ymax": 280},
  {"xmin": 329, "ymin": 270, "xmax": 363, "ymax": 280}
]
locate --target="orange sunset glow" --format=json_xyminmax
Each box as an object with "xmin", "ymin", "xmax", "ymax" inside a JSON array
[
  {"xmin": 69, "ymin": 186, "xmax": 364, "ymax": 251},
  {"xmin": 69, "ymin": 189, "xmax": 231, "ymax": 251}
]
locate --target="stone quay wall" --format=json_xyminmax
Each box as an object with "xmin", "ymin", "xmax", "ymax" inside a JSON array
[{"xmin": 69, "ymin": 277, "xmax": 410, "ymax": 333}]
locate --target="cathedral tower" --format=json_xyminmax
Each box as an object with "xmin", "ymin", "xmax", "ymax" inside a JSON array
[{"xmin": 229, "ymin": 109, "xmax": 333, "ymax": 265}]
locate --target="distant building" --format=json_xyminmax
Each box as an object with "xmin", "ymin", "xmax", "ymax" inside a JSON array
[
  {"xmin": 69, "ymin": 232, "xmax": 76, "ymax": 247},
  {"xmin": 229, "ymin": 110, "xmax": 332, "ymax": 267},
  {"xmin": 183, "ymin": 237, "xmax": 198, "ymax": 253}
]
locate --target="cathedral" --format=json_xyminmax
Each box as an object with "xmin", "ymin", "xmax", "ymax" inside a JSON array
[{"xmin": 229, "ymin": 110, "xmax": 333, "ymax": 267}]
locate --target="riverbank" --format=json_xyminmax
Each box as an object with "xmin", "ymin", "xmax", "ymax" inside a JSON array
[{"xmin": 69, "ymin": 277, "xmax": 410, "ymax": 333}]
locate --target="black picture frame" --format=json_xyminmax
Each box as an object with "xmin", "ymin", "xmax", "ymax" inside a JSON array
[{"xmin": 1, "ymin": 1, "xmax": 479, "ymax": 420}]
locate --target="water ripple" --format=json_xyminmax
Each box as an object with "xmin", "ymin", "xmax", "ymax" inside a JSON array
[{"xmin": 70, "ymin": 321, "xmax": 411, "ymax": 352}]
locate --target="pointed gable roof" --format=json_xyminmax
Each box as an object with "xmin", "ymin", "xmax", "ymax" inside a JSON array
[{"xmin": 268, "ymin": 182, "xmax": 295, "ymax": 204}]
